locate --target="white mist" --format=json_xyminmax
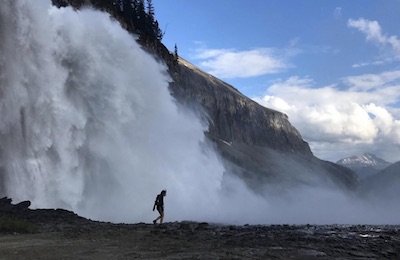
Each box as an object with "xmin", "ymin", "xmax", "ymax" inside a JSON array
[{"xmin": 0, "ymin": 0, "xmax": 226, "ymax": 223}]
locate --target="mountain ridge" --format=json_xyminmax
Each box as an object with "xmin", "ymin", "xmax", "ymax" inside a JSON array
[
  {"xmin": 337, "ymin": 153, "xmax": 391, "ymax": 179},
  {"xmin": 337, "ymin": 153, "xmax": 391, "ymax": 168},
  {"xmin": 358, "ymin": 161, "xmax": 400, "ymax": 200}
]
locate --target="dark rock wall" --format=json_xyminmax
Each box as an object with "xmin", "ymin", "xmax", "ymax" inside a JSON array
[
  {"xmin": 169, "ymin": 59, "xmax": 357, "ymax": 190},
  {"xmin": 170, "ymin": 59, "xmax": 312, "ymax": 156}
]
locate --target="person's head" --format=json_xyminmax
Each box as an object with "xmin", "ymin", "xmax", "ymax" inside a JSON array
[{"xmin": 161, "ymin": 190, "xmax": 167, "ymax": 196}]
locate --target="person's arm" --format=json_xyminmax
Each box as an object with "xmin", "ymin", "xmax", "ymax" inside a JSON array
[{"xmin": 153, "ymin": 196, "xmax": 157, "ymax": 211}]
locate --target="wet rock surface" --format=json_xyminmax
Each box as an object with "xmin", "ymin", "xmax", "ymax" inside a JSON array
[{"xmin": 1, "ymin": 197, "xmax": 399, "ymax": 259}]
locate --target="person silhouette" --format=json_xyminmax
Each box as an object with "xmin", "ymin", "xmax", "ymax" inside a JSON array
[{"xmin": 153, "ymin": 190, "xmax": 167, "ymax": 224}]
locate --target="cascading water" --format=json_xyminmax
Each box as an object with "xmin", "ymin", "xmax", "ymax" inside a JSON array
[{"xmin": 0, "ymin": 0, "xmax": 227, "ymax": 223}]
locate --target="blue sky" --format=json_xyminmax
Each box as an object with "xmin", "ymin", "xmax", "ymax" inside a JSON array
[{"xmin": 153, "ymin": 0, "xmax": 400, "ymax": 163}]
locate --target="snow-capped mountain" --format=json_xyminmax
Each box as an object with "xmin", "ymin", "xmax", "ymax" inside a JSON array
[
  {"xmin": 337, "ymin": 153, "xmax": 391, "ymax": 168},
  {"xmin": 336, "ymin": 153, "xmax": 392, "ymax": 179}
]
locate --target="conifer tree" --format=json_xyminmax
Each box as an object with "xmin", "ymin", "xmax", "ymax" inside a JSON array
[
  {"xmin": 174, "ymin": 44, "xmax": 179, "ymax": 61},
  {"xmin": 146, "ymin": 0, "xmax": 155, "ymax": 21}
]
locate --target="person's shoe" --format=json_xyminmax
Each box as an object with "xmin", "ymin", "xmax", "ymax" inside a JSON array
[{"xmin": 153, "ymin": 220, "xmax": 156, "ymax": 225}]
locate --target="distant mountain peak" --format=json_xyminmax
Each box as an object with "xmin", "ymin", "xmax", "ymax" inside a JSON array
[{"xmin": 336, "ymin": 153, "xmax": 391, "ymax": 169}]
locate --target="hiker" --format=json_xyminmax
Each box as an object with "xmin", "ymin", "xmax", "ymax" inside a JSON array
[{"xmin": 153, "ymin": 190, "xmax": 167, "ymax": 224}]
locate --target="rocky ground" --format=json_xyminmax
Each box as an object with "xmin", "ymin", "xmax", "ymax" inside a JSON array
[{"xmin": 1, "ymin": 197, "xmax": 399, "ymax": 259}]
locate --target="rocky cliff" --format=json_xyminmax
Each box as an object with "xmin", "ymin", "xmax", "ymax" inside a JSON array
[
  {"xmin": 171, "ymin": 58, "xmax": 311, "ymax": 154},
  {"xmin": 50, "ymin": 0, "xmax": 357, "ymax": 190},
  {"xmin": 170, "ymin": 58, "xmax": 357, "ymax": 191}
]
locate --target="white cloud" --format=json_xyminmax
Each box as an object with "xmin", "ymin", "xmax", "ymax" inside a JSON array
[
  {"xmin": 344, "ymin": 70, "xmax": 400, "ymax": 87},
  {"xmin": 191, "ymin": 47, "xmax": 295, "ymax": 78},
  {"xmin": 334, "ymin": 7, "xmax": 342, "ymax": 18},
  {"xmin": 253, "ymin": 72, "xmax": 400, "ymax": 163},
  {"xmin": 352, "ymin": 60, "xmax": 387, "ymax": 68},
  {"xmin": 342, "ymin": 70, "xmax": 400, "ymax": 106},
  {"xmin": 347, "ymin": 18, "xmax": 400, "ymax": 59}
]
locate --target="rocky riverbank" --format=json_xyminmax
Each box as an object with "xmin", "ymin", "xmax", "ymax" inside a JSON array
[{"xmin": 1, "ymin": 197, "xmax": 399, "ymax": 259}]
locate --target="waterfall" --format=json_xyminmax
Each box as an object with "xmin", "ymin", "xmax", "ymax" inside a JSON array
[{"xmin": 0, "ymin": 0, "xmax": 225, "ymax": 223}]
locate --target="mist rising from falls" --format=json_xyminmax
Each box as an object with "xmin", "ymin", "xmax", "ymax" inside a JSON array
[
  {"xmin": 0, "ymin": 0, "xmax": 225, "ymax": 223},
  {"xmin": 0, "ymin": 0, "xmax": 399, "ymax": 225}
]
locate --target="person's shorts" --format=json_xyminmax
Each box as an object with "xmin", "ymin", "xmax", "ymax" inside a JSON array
[{"xmin": 157, "ymin": 205, "xmax": 164, "ymax": 213}]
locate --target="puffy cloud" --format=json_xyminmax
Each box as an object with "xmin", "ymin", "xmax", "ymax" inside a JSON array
[
  {"xmin": 342, "ymin": 70, "xmax": 400, "ymax": 106},
  {"xmin": 347, "ymin": 18, "xmax": 400, "ymax": 59},
  {"xmin": 191, "ymin": 47, "xmax": 295, "ymax": 78},
  {"xmin": 365, "ymin": 103, "xmax": 394, "ymax": 135},
  {"xmin": 254, "ymin": 78, "xmax": 377, "ymax": 143},
  {"xmin": 253, "ymin": 72, "xmax": 400, "ymax": 162}
]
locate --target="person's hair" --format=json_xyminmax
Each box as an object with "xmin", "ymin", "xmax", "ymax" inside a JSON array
[{"xmin": 161, "ymin": 190, "xmax": 167, "ymax": 195}]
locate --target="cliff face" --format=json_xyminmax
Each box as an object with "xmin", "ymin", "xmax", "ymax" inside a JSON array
[
  {"xmin": 171, "ymin": 58, "xmax": 312, "ymax": 155},
  {"xmin": 169, "ymin": 59, "xmax": 358, "ymax": 190}
]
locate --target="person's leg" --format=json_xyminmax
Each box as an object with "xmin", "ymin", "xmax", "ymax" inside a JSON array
[{"xmin": 153, "ymin": 207, "xmax": 162, "ymax": 224}]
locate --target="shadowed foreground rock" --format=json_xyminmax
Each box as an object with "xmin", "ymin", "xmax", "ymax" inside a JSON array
[{"xmin": 0, "ymin": 197, "xmax": 399, "ymax": 259}]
